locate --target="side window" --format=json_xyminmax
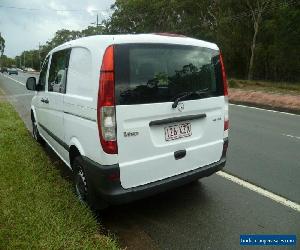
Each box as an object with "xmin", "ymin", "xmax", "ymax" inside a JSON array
[
  {"xmin": 48, "ymin": 49, "xmax": 71, "ymax": 93},
  {"xmin": 38, "ymin": 56, "xmax": 49, "ymax": 91}
]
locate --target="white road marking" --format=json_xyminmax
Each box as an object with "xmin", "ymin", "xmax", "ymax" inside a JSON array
[
  {"xmin": 282, "ymin": 133, "xmax": 300, "ymax": 140},
  {"xmin": 217, "ymin": 171, "xmax": 300, "ymax": 212},
  {"xmin": 1, "ymin": 74, "xmax": 25, "ymax": 86},
  {"xmin": 230, "ymin": 103, "xmax": 299, "ymax": 116}
]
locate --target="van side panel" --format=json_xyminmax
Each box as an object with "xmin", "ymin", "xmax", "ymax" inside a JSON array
[{"xmin": 64, "ymin": 46, "xmax": 118, "ymax": 165}]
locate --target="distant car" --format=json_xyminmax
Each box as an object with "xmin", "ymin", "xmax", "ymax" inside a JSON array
[
  {"xmin": 8, "ymin": 68, "xmax": 18, "ymax": 75},
  {"xmin": 0, "ymin": 67, "xmax": 8, "ymax": 73}
]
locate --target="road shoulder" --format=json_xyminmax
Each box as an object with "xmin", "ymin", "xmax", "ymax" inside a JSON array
[{"xmin": 229, "ymin": 88, "xmax": 300, "ymax": 115}]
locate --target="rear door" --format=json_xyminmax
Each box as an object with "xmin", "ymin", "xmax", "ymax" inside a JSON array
[{"xmin": 114, "ymin": 44, "xmax": 225, "ymax": 189}]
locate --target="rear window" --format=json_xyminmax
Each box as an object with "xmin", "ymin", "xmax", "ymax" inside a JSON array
[{"xmin": 114, "ymin": 44, "xmax": 224, "ymax": 105}]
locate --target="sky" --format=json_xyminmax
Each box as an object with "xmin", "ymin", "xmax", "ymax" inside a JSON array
[{"xmin": 0, "ymin": 0, "xmax": 115, "ymax": 57}]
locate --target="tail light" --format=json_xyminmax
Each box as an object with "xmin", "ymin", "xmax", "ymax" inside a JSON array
[
  {"xmin": 220, "ymin": 52, "xmax": 229, "ymax": 139},
  {"xmin": 97, "ymin": 45, "xmax": 118, "ymax": 154},
  {"xmin": 219, "ymin": 52, "xmax": 228, "ymax": 97},
  {"xmin": 224, "ymin": 120, "xmax": 229, "ymax": 131}
]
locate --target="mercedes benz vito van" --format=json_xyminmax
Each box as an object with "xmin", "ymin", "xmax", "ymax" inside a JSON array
[{"xmin": 26, "ymin": 34, "xmax": 229, "ymax": 208}]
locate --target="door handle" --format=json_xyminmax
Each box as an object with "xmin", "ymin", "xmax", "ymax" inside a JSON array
[{"xmin": 41, "ymin": 98, "xmax": 49, "ymax": 104}]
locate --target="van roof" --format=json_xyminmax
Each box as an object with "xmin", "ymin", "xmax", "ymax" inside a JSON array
[{"xmin": 50, "ymin": 34, "xmax": 219, "ymax": 54}]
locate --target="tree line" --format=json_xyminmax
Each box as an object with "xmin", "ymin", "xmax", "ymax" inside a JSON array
[{"xmin": 1, "ymin": 0, "xmax": 299, "ymax": 82}]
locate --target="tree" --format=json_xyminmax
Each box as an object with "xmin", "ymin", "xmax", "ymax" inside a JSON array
[
  {"xmin": 45, "ymin": 29, "xmax": 82, "ymax": 51},
  {"xmin": 246, "ymin": 0, "xmax": 271, "ymax": 80},
  {"xmin": 0, "ymin": 33, "xmax": 4, "ymax": 56},
  {"xmin": 103, "ymin": 0, "xmax": 299, "ymax": 81},
  {"xmin": 0, "ymin": 33, "xmax": 5, "ymax": 67},
  {"xmin": 1, "ymin": 55, "xmax": 15, "ymax": 68},
  {"xmin": 13, "ymin": 0, "xmax": 299, "ymax": 81},
  {"xmin": 81, "ymin": 25, "xmax": 105, "ymax": 36}
]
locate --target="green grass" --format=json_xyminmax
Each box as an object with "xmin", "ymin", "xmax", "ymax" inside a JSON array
[
  {"xmin": 0, "ymin": 100, "xmax": 118, "ymax": 249},
  {"xmin": 228, "ymin": 79, "xmax": 300, "ymax": 95}
]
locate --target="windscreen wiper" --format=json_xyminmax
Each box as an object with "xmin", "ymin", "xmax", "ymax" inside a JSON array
[{"xmin": 172, "ymin": 88, "xmax": 209, "ymax": 109}]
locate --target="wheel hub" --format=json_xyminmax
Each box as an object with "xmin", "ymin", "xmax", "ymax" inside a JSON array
[{"xmin": 75, "ymin": 169, "xmax": 88, "ymax": 202}]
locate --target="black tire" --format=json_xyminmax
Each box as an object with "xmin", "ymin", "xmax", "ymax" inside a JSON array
[
  {"xmin": 73, "ymin": 156, "xmax": 90, "ymax": 205},
  {"xmin": 32, "ymin": 117, "xmax": 44, "ymax": 144},
  {"xmin": 72, "ymin": 156, "xmax": 107, "ymax": 210}
]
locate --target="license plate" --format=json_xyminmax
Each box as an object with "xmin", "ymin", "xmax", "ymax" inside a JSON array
[{"xmin": 164, "ymin": 122, "xmax": 192, "ymax": 141}]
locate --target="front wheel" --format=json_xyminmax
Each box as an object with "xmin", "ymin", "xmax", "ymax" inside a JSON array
[{"xmin": 32, "ymin": 118, "xmax": 44, "ymax": 144}]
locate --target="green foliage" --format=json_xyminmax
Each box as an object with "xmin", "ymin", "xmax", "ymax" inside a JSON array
[
  {"xmin": 228, "ymin": 79, "xmax": 300, "ymax": 94},
  {"xmin": 105, "ymin": 0, "xmax": 217, "ymax": 39},
  {"xmin": 254, "ymin": 2, "xmax": 300, "ymax": 82},
  {"xmin": 0, "ymin": 33, "xmax": 6, "ymax": 67},
  {"xmin": 14, "ymin": 25, "xmax": 106, "ymax": 70},
  {"xmin": 12, "ymin": 0, "xmax": 300, "ymax": 82},
  {"xmin": 0, "ymin": 99, "xmax": 119, "ymax": 250},
  {"xmin": 15, "ymin": 50, "xmax": 40, "ymax": 70},
  {"xmin": 104, "ymin": 0, "xmax": 300, "ymax": 82},
  {"xmin": 228, "ymin": 79, "xmax": 239, "ymax": 88},
  {"xmin": 0, "ymin": 55, "xmax": 15, "ymax": 68},
  {"xmin": 0, "ymin": 33, "xmax": 4, "ymax": 56},
  {"xmin": 81, "ymin": 25, "xmax": 106, "ymax": 37}
]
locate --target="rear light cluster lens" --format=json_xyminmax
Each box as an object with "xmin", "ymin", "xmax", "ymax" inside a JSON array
[
  {"xmin": 224, "ymin": 120, "xmax": 229, "ymax": 131},
  {"xmin": 219, "ymin": 52, "xmax": 228, "ymax": 97},
  {"xmin": 101, "ymin": 106, "xmax": 116, "ymax": 141},
  {"xmin": 97, "ymin": 45, "xmax": 118, "ymax": 154},
  {"xmin": 99, "ymin": 71, "xmax": 114, "ymax": 106}
]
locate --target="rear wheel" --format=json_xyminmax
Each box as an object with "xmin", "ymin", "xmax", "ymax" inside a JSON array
[
  {"xmin": 73, "ymin": 156, "xmax": 89, "ymax": 204},
  {"xmin": 72, "ymin": 156, "xmax": 107, "ymax": 210}
]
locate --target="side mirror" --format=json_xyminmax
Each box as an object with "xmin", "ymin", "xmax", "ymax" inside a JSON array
[{"xmin": 26, "ymin": 77, "xmax": 37, "ymax": 91}]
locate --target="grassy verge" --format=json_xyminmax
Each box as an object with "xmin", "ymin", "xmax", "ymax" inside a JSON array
[
  {"xmin": 0, "ymin": 94, "xmax": 118, "ymax": 249},
  {"xmin": 228, "ymin": 79, "xmax": 300, "ymax": 95}
]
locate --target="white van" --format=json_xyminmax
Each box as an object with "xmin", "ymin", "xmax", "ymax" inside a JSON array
[{"xmin": 26, "ymin": 34, "xmax": 229, "ymax": 208}]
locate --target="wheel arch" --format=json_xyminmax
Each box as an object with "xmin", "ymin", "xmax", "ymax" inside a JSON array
[
  {"xmin": 69, "ymin": 137, "xmax": 86, "ymax": 167},
  {"xmin": 30, "ymin": 106, "xmax": 37, "ymax": 122}
]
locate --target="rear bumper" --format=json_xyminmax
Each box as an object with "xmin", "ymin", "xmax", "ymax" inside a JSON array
[{"xmin": 82, "ymin": 156, "xmax": 226, "ymax": 205}]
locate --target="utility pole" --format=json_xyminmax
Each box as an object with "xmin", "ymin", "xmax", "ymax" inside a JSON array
[
  {"xmin": 24, "ymin": 52, "xmax": 26, "ymax": 69},
  {"xmin": 38, "ymin": 42, "xmax": 41, "ymax": 70},
  {"xmin": 91, "ymin": 14, "xmax": 99, "ymax": 27}
]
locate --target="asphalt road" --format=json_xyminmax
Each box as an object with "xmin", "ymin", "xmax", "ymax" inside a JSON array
[
  {"xmin": 1, "ymin": 72, "xmax": 299, "ymax": 250},
  {"xmin": 0, "ymin": 72, "xmax": 36, "ymax": 130}
]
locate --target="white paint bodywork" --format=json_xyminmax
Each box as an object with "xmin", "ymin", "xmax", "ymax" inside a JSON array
[
  {"xmin": 30, "ymin": 34, "xmax": 226, "ymax": 189},
  {"xmin": 117, "ymin": 97, "xmax": 225, "ymax": 188}
]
